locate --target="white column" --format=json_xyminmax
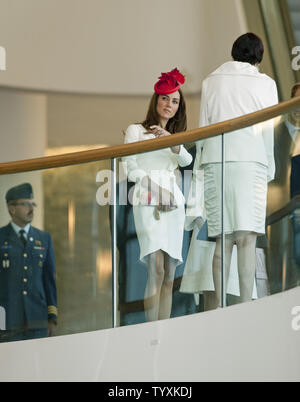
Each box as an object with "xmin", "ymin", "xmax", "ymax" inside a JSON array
[{"xmin": 0, "ymin": 89, "xmax": 47, "ymax": 228}]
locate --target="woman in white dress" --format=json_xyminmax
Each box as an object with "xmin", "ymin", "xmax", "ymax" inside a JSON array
[
  {"xmin": 186, "ymin": 33, "xmax": 278, "ymax": 308},
  {"xmin": 123, "ymin": 68, "xmax": 192, "ymax": 321}
]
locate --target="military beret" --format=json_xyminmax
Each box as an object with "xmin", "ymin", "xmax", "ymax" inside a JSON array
[{"xmin": 5, "ymin": 183, "xmax": 34, "ymax": 203}]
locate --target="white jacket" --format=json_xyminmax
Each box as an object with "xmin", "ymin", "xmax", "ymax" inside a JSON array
[
  {"xmin": 186, "ymin": 61, "xmax": 279, "ymax": 229},
  {"xmin": 123, "ymin": 124, "xmax": 193, "ymax": 205},
  {"xmin": 198, "ymin": 61, "xmax": 278, "ymax": 173}
]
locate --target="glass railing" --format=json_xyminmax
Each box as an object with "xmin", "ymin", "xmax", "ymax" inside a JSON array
[
  {"xmin": 0, "ymin": 160, "xmax": 113, "ymax": 342},
  {"xmin": 267, "ymin": 198, "xmax": 300, "ymax": 295},
  {"xmin": 266, "ymin": 111, "xmax": 300, "ymax": 296},
  {"xmin": 0, "ymin": 100, "xmax": 300, "ymax": 343}
]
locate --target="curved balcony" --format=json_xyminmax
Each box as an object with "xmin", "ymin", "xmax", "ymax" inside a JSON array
[
  {"xmin": 0, "ymin": 97, "xmax": 299, "ymax": 382},
  {"xmin": 1, "ymin": 0, "xmax": 300, "ymax": 383}
]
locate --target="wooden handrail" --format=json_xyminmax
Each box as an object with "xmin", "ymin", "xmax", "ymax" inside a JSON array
[
  {"xmin": 1, "ymin": 96, "xmax": 300, "ymax": 175},
  {"xmin": 266, "ymin": 195, "xmax": 300, "ymax": 226}
]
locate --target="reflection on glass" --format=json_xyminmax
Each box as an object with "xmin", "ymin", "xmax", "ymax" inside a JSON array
[
  {"xmin": 118, "ymin": 139, "xmax": 197, "ymax": 324},
  {"xmin": 267, "ymin": 208, "xmax": 300, "ymax": 294},
  {"xmin": 267, "ymin": 103, "xmax": 300, "ymax": 295},
  {"xmin": 0, "ymin": 181, "xmax": 57, "ymax": 342},
  {"xmin": 0, "ymin": 160, "xmax": 113, "ymax": 343},
  {"xmin": 68, "ymin": 199, "xmax": 76, "ymax": 257},
  {"xmin": 182, "ymin": 112, "xmax": 289, "ymax": 310},
  {"xmin": 45, "ymin": 161, "xmax": 112, "ymax": 335},
  {"xmin": 1, "ymin": 107, "xmax": 300, "ymax": 343}
]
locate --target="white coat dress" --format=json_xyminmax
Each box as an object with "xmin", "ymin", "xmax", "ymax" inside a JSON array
[
  {"xmin": 123, "ymin": 124, "xmax": 193, "ymax": 266},
  {"xmin": 182, "ymin": 61, "xmax": 278, "ymax": 296},
  {"xmin": 186, "ymin": 61, "xmax": 279, "ymax": 232}
]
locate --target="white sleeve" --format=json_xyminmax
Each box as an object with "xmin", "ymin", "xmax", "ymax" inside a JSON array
[
  {"xmin": 199, "ymin": 80, "xmax": 209, "ymax": 127},
  {"xmin": 185, "ymin": 140, "xmax": 206, "ymax": 230},
  {"xmin": 122, "ymin": 125, "xmax": 147, "ymax": 183},
  {"xmin": 175, "ymin": 145, "xmax": 193, "ymax": 167}
]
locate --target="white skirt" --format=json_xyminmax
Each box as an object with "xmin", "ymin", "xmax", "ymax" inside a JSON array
[
  {"xmin": 204, "ymin": 162, "xmax": 268, "ymax": 237},
  {"xmin": 133, "ymin": 203, "xmax": 185, "ymax": 266},
  {"xmin": 132, "ymin": 174, "xmax": 186, "ymax": 267}
]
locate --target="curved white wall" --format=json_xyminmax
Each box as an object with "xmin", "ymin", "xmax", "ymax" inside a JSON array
[
  {"xmin": 0, "ymin": 0, "xmax": 247, "ymax": 94},
  {"xmin": 0, "ymin": 288, "xmax": 299, "ymax": 381}
]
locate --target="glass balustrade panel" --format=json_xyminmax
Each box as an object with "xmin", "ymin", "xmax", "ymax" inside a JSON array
[
  {"xmin": 224, "ymin": 113, "xmax": 300, "ymax": 309},
  {"xmin": 0, "ymin": 160, "xmax": 113, "ymax": 343},
  {"xmin": 116, "ymin": 137, "xmax": 223, "ymax": 325},
  {"xmin": 1, "ymin": 110, "xmax": 299, "ymax": 340}
]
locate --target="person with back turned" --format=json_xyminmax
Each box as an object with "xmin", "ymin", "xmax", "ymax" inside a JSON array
[
  {"xmin": 185, "ymin": 33, "xmax": 278, "ymax": 308},
  {"xmin": 0, "ymin": 183, "xmax": 57, "ymax": 342}
]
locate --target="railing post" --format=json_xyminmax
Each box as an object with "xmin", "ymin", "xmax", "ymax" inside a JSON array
[
  {"xmin": 111, "ymin": 158, "xmax": 117, "ymax": 328},
  {"xmin": 221, "ymin": 133, "xmax": 226, "ymax": 308}
]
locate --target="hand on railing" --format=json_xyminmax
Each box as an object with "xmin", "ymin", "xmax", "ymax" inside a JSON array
[{"xmin": 148, "ymin": 125, "xmax": 180, "ymax": 154}]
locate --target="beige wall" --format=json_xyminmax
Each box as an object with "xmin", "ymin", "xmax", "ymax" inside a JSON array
[
  {"xmin": 0, "ymin": 89, "xmax": 47, "ymax": 162},
  {"xmin": 243, "ymin": 0, "xmax": 295, "ymax": 101},
  {"xmin": 0, "ymin": 0, "xmax": 247, "ymax": 95},
  {"xmin": 0, "ymin": 0, "xmax": 249, "ymax": 149},
  {"xmin": 0, "ymin": 89, "xmax": 46, "ymax": 227},
  {"xmin": 47, "ymin": 93, "xmax": 202, "ymax": 147}
]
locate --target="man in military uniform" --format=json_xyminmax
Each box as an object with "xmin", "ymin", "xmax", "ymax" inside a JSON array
[{"xmin": 0, "ymin": 183, "xmax": 57, "ymax": 342}]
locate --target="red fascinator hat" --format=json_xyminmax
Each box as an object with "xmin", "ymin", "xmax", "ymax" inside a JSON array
[{"xmin": 154, "ymin": 68, "xmax": 185, "ymax": 95}]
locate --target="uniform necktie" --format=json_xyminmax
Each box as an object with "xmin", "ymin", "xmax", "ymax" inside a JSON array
[{"xmin": 19, "ymin": 229, "xmax": 27, "ymax": 248}]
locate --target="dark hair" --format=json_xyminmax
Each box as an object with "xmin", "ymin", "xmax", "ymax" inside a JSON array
[
  {"xmin": 141, "ymin": 89, "xmax": 187, "ymax": 133},
  {"xmin": 231, "ymin": 33, "xmax": 264, "ymax": 65},
  {"xmin": 291, "ymin": 83, "xmax": 300, "ymax": 98}
]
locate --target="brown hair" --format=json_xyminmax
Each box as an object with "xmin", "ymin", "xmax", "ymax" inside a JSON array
[
  {"xmin": 141, "ymin": 89, "xmax": 187, "ymax": 133},
  {"xmin": 291, "ymin": 83, "xmax": 300, "ymax": 98}
]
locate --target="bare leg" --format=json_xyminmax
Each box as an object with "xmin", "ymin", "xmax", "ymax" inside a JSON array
[
  {"xmin": 212, "ymin": 236, "xmax": 234, "ymax": 308},
  {"xmin": 235, "ymin": 231, "xmax": 257, "ymax": 302},
  {"xmin": 144, "ymin": 251, "xmax": 164, "ymax": 322},
  {"xmin": 158, "ymin": 253, "xmax": 176, "ymax": 320}
]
